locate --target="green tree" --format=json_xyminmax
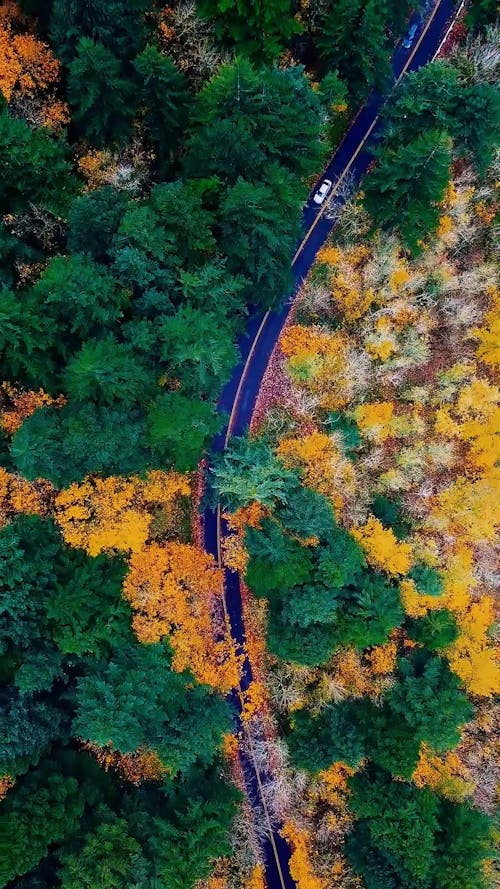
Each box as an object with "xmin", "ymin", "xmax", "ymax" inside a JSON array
[
  {"xmin": 335, "ymin": 574, "xmax": 404, "ymax": 649},
  {"xmin": 266, "ymin": 606, "xmax": 337, "ymax": 666},
  {"xmin": 363, "ymin": 130, "xmax": 451, "ymax": 251},
  {"xmin": 347, "ymin": 768, "xmax": 440, "ymax": 885},
  {"xmin": 57, "ymin": 814, "xmax": 144, "ymax": 889},
  {"xmin": 67, "ymin": 186, "xmax": 130, "ymax": 261},
  {"xmin": 11, "ymin": 403, "xmax": 152, "ymax": 486},
  {"xmin": 67, "ymin": 38, "xmax": 136, "ymax": 146},
  {"xmin": 406, "ymin": 610, "xmax": 459, "ymax": 651},
  {"xmin": 210, "ymin": 437, "xmax": 298, "ymax": 510},
  {"xmin": 386, "ymin": 652, "xmax": 473, "ymax": 754},
  {"xmin": 0, "ymin": 110, "xmax": 76, "ymax": 215},
  {"xmin": 133, "ymin": 47, "xmax": 191, "ymax": 176},
  {"xmin": 73, "ymin": 643, "xmax": 230, "ymax": 776},
  {"xmin": 185, "ymin": 61, "xmax": 324, "ymax": 183},
  {"xmin": 0, "ymin": 690, "xmax": 65, "ymax": 778},
  {"xmin": 0, "ymin": 762, "xmax": 86, "ymax": 885},
  {"xmin": 287, "ymin": 700, "xmax": 368, "ymax": 772},
  {"xmin": 433, "ymin": 799, "xmax": 494, "ymax": 889},
  {"xmin": 218, "ymin": 173, "xmax": 301, "ymax": 307},
  {"xmin": 63, "ymin": 338, "xmax": 152, "ymax": 405},
  {"xmin": 50, "ymin": 0, "xmax": 150, "ymax": 64},
  {"xmin": 275, "ymin": 485, "xmax": 337, "ymax": 541},
  {"xmin": 147, "ymin": 391, "xmax": 221, "ymax": 472},
  {"xmin": 197, "ymin": 0, "xmax": 299, "ymax": 61},
  {"xmin": 245, "ymin": 518, "xmax": 314, "ymax": 597},
  {"xmin": 159, "ymin": 307, "xmax": 238, "ymax": 398}
]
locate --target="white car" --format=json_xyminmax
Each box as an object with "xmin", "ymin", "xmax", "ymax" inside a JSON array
[
  {"xmin": 313, "ymin": 179, "xmax": 333, "ymax": 205},
  {"xmin": 403, "ymin": 22, "xmax": 418, "ymax": 49}
]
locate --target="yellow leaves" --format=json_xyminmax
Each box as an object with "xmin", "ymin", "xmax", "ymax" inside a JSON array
[
  {"xmin": 365, "ymin": 335, "xmax": 397, "ymax": 362},
  {"xmin": 55, "ymin": 472, "xmax": 190, "ymax": 556},
  {"xmin": 436, "ymin": 214, "xmax": 454, "ymax": 239},
  {"xmin": 123, "ymin": 541, "xmax": 238, "ymax": 692},
  {"xmin": 221, "ymin": 733, "xmax": 239, "ymax": 760},
  {"xmin": 81, "ymin": 742, "xmax": 169, "ymax": 785},
  {"xmin": 429, "ymin": 470, "xmax": 500, "ymax": 544},
  {"xmin": 318, "ymin": 246, "xmax": 342, "ymax": 266},
  {"xmin": 354, "ymin": 401, "xmax": 394, "ymax": 442},
  {"xmin": 446, "ymin": 597, "xmax": 500, "ymax": 697},
  {"xmin": 241, "ymin": 680, "xmax": 267, "ymax": 721},
  {"xmin": 412, "ymin": 745, "xmax": 474, "ymax": 802},
  {"xmin": 352, "ymin": 517, "xmax": 412, "ymax": 576},
  {"xmin": 280, "ymin": 324, "xmax": 355, "ymax": 410},
  {"xmin": 389, "ymin": 266, "xmax": 410, "ymax": 291},
  {"xmin": 276, "ymin": 432, "xmax": 356, "ymax": 512},
  {"xmin": 281, "ymin": 821, "xmax": 326, "ymax": 889},
  {"xmin": 366, "ymin": 641, "xmax": 397, "ymax": 675},
  {"xmin": 400, "ymin": 578, "xmax": 442, "ymax": 618},
  {"xmin": 440, "ymin": 545, "xmax": 477, "ymax": 614},
  {"xmin": 248, "ymin": 865, "xmax": 266, "ymax": 889},
  {"xmin": 472, "ymin": 290, "xmax": 500, "ymax": 367}
]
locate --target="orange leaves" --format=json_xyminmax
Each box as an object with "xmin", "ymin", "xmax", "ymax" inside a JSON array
[
  {"xmin": 280, "ymin": 324, "xmax": 355, "ymax": 411},
  {"xmin": 366, "ymin": 641, "xmax": 398, "ymax": 675},
  {"xmin": 248, "ymin": 864, "xmax": 266, "ymax": 889},
  {"xmin": 80, "ymin": 742, "xmax": 169, "ymax": 785},
  {"xmin": 276, "ymin": 432, "xmax": 356, "ymax": 512},
  {"xmin": 0, "ymin": 775, "xmax": 14, "ymax": 801},
  {"xmin": 241, "ymin": 680, "xmax": 268, "ymax": 722},
  {"xmin": 0, "ymin": 9, "xmax": 68, "ymax": 128},
  {"xmin": 281, "ymin": 821, "xmax": 326, "ymax": 889},
  {"xmin": 55, "ymin": 472, "xmax": 190, "ymax": 556},
  {"xmin": 0, "ymin": 466, "xmax": 54, "ymax": 527},
  {"xmin": 123, "ymin": 541, "xmax": 238, "ymax": 691},
  {"xmin": 351, "ymin": 516, "xmax": 412, "ymax": 576},
  {"xmin": 0, "ymin": 383, "xmax": 64, "ymax": 437}
]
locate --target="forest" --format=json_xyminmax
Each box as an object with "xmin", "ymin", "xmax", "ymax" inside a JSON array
[{"xmin": 0, "ymin": 1, "xmax": 498, "ymax": 889}]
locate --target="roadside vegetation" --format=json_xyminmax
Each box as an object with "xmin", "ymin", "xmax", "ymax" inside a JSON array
[
  {"xmin": 1, "ymin": 2, "xmax": 498, "ymax": 889},
  {"xmin": 212, "ymin": 28, "xmax": 500, "ymax": 889}
]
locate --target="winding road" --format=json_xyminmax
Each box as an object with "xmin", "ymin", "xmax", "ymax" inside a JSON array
[{"xmin": 203, "ymin": 2, "xmax": 463, "ymax": 886}]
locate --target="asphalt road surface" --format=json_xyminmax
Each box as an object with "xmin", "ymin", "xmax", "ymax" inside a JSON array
[{"xmin": 203, "ymin": 2, "xmax": 462, "ymax": 886}]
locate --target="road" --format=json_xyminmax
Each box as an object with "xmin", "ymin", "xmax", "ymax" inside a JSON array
[{"xmin": 203, "ymin": 2, "xmax": 462, "ymax": 886}]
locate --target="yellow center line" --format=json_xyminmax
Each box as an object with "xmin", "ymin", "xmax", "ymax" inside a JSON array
[
  {"xmin": 292, "ymin": 0, "xmax": 443, "ymax": 264},
  {"xmin": 213, "ymin": 2, "xmax": 461, "ymax": 881}
]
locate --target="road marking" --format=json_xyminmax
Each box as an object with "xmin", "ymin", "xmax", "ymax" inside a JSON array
[
  {"xmin": 213, "ymin": 1, "xmax": 462, "ymax": 881},
  {"xmin": 292, "ymin": 0, "xmax": 443, "ymax": 264}
]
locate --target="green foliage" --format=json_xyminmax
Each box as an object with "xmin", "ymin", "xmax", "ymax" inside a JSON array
[
  {"xmin": 275, "ymin": 484, "xmax": 337, "ymax": 540},
  {"xmin": 185, "ymin": 61, "xmax": 324, "ymax": 183},
  {"xmin": 409, "ymin": 564, "xmax": 444, "ymax": 597},
  {"xmin": 211, "ymin": 437, "xmax": 298, "ymax": 510},
  {"xmin": 57, "ymin": 814, "xmax": 143, "ymax": 889},
  {"xmin": 245, "ymin": 518, "xmax": 314, "ymax": 596},
  {"xmin": 63, "ymin": 338, "xmax": 152, "ymax": 405},
  {"xmin": 67, "ymin": 186, "xmax": 129, "ymax": 261},
  {"xmin": 197, "ymin": 0, "xmax": 299, "ymax": 61},
  {"xmin": 73, "ymin": 643, "xmax": 230, "ymax": 775},
  {"xmin": 159, "ymin": 307, "xmax": 238, "ymax": 398},
  {"xmin": 217, "ymin": 172, "xmax": 301, "ymax": 307},
  {"xmin": 406, "ymin": 610, "xmax": 459, "ymax": 651},
  {"xmin": 364, "ymin": 130, "xmax": 452, "ymax": 251},
  {"xmin": 0, "ymin": 110, "xmax": 76, "ymax": 215},
  {"xmin": 67, "ymin": 39, "xmax": 136, "ymax": 146},
  {"xmin": 466, "ymin": 0, "xmax": 498, "ymax": 31},
  {"xmin": 348, "ymin": 768, "xmax": 440, "ymax": 884},
  {"xmin": 287, "ymin": 700, "xmax": 368, "ymax": 772},
  {"xmin": 334, "ymin": 573, "xmax": 404, "ymax": 649},
  {"xmin": 10, "ymin": 403, "xmax": 151, "ymax": 486},
  {"xmin": 50, "ymin": 0, "xmax": 151, "ymax": 65},
  {"xmin": 134, "ymin": 46, "xmax": 191, "ymax": 176},
  {"xmin": 347, "ymin": 769, "xmax": 495, "ymax": 889},
  {"xmin": 387, "ymin": 652, "xmax": 473, "ymax": 755},
  {"xmin": 384, "ymin": 61, "xmax": 500, "ymax": 173},
  {"xmin": 148, "ymin": 391, "xmax": 221, "ymax": 471},
  {"xmin": 325, "ymin": 410, "xmax": 361, "ymax": 454},
  {"xmin": 0, "ymin": 762, "xmax": 86, "ymax": 886},
  {"xmin": 370, "ymin": 495, "xmax": 411, "ymax": 540},
  {"xmin": 317, "ymin": 0, "xmax": 406, "ymax": 100},
  {"xmin": 266, "ymin": 607, "xmax": 338, "ymax": 666}
]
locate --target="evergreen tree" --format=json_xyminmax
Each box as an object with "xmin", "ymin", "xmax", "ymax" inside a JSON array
[
  {"xmin": 50, "ymin": 0, "xmax": 150, "ymax": 65},
  {"xmin": 63, "ymin": 337, "xmax": 152, "ymax": 405},
  {"xmin": 67, "ymin": 186, "xmax": 130, "ymax": 261},
  {"xmin": 133, "ymin": 47, "xmax": 191, "ymax": 176},
  {"xmin": 73, "ymin": 643, "xmax": 230, "ymax": 776},
  {"xmin": 287, "ymin": 700, "xmax": 368, "ymax": 772},
  {"xmin": 406, "ymin": 610, "xmax": 459, "ymax": 651},
  {"xmin": 147, "ymin": 391, "xmax": 221, "ymax": 472},
  {"xmin": 197, "ymin": 0, "xmax": 299, "ymax": 61},
  {"xmin": 67, "ymin": 39, "xmax": 137, "ymax": 146},
  {"xmin": 363, "ymin": 130, "xmax": 451, "ymax": 251}
]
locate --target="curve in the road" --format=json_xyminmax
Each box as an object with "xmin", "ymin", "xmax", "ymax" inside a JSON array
[{"xmin": 203, "ymin": 2, "xmax": 462, "ymax": 886}]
